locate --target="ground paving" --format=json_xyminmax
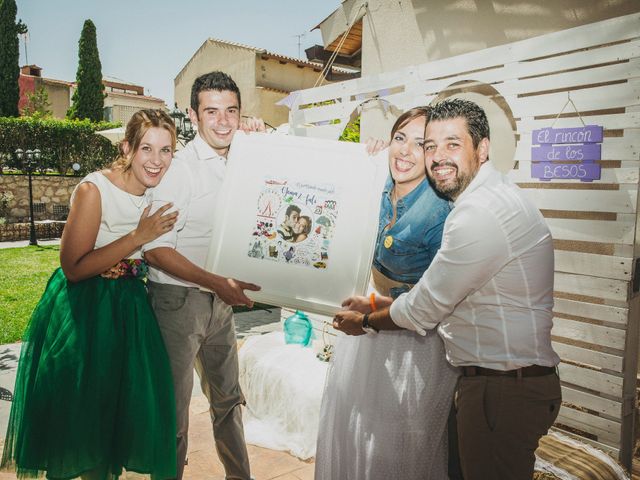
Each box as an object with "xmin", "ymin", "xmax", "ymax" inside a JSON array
[{"xmin": 0, "ymin": 306, "xmax": 314, "ymax": 480}]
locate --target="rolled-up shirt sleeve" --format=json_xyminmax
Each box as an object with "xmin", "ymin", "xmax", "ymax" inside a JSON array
[
  {"xmin": 142, "ymin": 161, "xmax": 191, "ymax": 253},
  {"xmin": 390, "ymin": 202, "xmax": 512, "ymax": 334}
]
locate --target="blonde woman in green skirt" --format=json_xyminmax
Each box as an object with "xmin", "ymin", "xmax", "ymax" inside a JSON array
[{"xmin": 1, "ymin": 109, "xmax": 179, "ymax": 480}]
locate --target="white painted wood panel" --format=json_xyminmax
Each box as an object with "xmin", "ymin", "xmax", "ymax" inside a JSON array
[
  {"xmin": 517, "ymin": 112, "xmax": 640, "ymax": 132},
  {"xmin": 554, "ymin": 273, "xmax": 629, "ymax": 302},
  {"xmin": 501, "ymin": 40, "xmax": 640, "ymax": 83},
  {"xmin": 508, "ymin": 81, "xmax": 640, "ymax": 121},
  {"xmin": 561, "ymin": 385, "xmax": 622, "ymax": 419},
  {"xmin": 508, "ymin": 165, "xmax": 639, "ymax": 185},
  {"xmin": 520, "ymin": 188, "xmax": 637, "ymax": 214},
  {"xmin": 490, "ymin": 59, "xmax": 640, "ymax": 98},
  {"xmin": 552, "ymin": 341, "xmax": 623, "ymax": 373},
  {"xmin": 552, "ymin": 318, "xmax": 626, "ymax": 350},
  {"xmin": 558, "ymin": 363, "xmax": 623, "ymax": 399},
  {"xmin": 553, "ymin": 298, "xmax": 628, "ymax": 326},
  {"xmin": 554, "ymin": 251, "xmax": 632, "ymax": 281},
  {"xmin": 557, "ymin": 406, "xmax": 621, "ymax": 444},
  {"xmin": 546, "ymin": 217, "xmax": 634, "ymax": 245}
]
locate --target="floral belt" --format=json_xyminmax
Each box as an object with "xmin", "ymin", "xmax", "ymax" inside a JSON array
[{"xmin": 100, "ymin": 259, "xmax": 148, "ymax": 280}]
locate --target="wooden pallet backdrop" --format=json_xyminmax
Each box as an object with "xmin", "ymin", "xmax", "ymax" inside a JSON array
[{"xmin": 286, "ymin": 13, "xmax": 640, "ymax": 470}]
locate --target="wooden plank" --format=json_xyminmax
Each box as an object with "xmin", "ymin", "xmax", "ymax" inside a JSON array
[
  {"xmin": 508, "ymin": 81, "xmax": 640, "ymax": 121},
  {"xmin": 557, "ymin": 405, "xmax": 621, "ymax": 444},
  {"xmin": 561, "ymin": 385, "xmax": 622, "ymax": 419},
  {"xmin": 519, "ymin": 188, "xmax": 637, "ymax": 214},
  {"xmin": 553, "ymin": 341, "xmax": 623, "ymax": 373},
  {"xmin": 553, "ymin": 298, "xmax": 628, "ymax": 326},
  {"xmin": 546, "ymin": 218, "xmax": 634, "ymax": 245},
  {"xmin": 497, "ymin": 58, "xmax": 640, "ymax": 98},
  {"xmin": 554, "ymin": 251, "xmax": 632, "ymax": 281},
  {"xmin": 508, "ymin": 165, "xmax": 639, "ymax": 184},
  {"xmin": 619, "ymin": 294, "xmax": 640, "ymax": 469},
  {"xmin": 504, "ymin": 39, "xmax": 640, "ymax": 84},
  {"xmin": 517, "ymin": 112, "xmax": 640, "ymax": 132},
  {"xmin": 553, "ymin": 318, "xmax": 626, "ymax": 350},
  {"xmin": 515, "ymin": 134, "xmax": 640, "ymax": 162},
  {"xmin": 554, "ymin": 273, "xmax": 629, "ymax": 303}
]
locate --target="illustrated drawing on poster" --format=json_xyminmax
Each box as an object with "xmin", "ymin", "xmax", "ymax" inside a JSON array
[{"xmin": 247, "ymin": 178, "xmax": 339, "ymax": 270}]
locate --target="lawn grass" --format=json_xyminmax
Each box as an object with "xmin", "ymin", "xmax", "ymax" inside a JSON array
[
  {"xmin": 0, "ymin": 244, "xmax": 276, "ymax": 344},
  {"xmin": 0, "ymin": 245, "xmax": 59, "ymax": 344}
]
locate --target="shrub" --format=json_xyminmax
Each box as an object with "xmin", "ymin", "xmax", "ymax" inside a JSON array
[{"xmin": 0, "ymin": 116, "xmax": 119, "ymax": 175}]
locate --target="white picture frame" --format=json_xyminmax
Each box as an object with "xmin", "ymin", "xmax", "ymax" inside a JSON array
[{"xmin": 205, "ymin": 133, "xmax": 389, "ymax": 316}]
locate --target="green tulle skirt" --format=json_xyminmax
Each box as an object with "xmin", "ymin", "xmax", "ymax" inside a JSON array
[{"xmin": 1, "ymin": 268, "xmax": 177, "ymax": 480}]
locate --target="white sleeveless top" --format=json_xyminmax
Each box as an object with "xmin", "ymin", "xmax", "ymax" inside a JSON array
[{"xmin": 71, "ymin": 171, "xmax": 149, "ymax": 259}]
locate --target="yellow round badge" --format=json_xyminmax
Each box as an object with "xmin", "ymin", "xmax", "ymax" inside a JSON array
[{"xmin": 384, "ymin": 235, "xmax": 393, "ymax": 249}]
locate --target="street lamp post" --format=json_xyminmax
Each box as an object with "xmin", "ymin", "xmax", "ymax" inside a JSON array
[
  {"xmin": 16, "ymin": 148, "xmax": 41, "ymax": 246},
  {"xmin": 169, "ymin": 103, "xmax": 195, "ymax": 144}
]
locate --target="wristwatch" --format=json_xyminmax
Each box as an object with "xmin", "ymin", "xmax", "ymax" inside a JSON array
[{"xmin": 361, "ymin": 313, "xmax": 379, "ymax": 335}]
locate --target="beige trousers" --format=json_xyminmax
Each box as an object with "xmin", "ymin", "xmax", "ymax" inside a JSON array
[
  {"xmin": 455, "ymin": 372, "xmax": 561, "ymax": 480},
  {"xmin": 148, "ymin": 281, "xmax": 250, "ymax": 480}
]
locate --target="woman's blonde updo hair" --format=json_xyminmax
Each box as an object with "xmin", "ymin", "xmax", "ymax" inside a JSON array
[{"xmin": 111, "ymin": 109, "xmax": 177, "ymax": 171}]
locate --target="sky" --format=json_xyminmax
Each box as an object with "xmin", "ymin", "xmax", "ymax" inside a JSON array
[{"xmin": 14, "ymin": 0, "xmax": 341, "ymax": 106}]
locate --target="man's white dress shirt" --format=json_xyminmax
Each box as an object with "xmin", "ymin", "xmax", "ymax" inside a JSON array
[
  {"xmin": 390, "ymin": 162, "xmax": 560, "ymax": 370},
  {"xmin": 144, "ymin": 134, "xmax": 226, "ymax": 288}
]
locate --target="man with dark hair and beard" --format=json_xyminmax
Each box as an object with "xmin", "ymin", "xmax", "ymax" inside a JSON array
[{"xmin": 333, "ymin": 98, "xmax": 561, "ymax": 480}]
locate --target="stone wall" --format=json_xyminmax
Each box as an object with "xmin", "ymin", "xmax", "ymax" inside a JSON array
[
  {"xmin": 0, "ymin": 175, "xmax": 80, "ymax": 222},
  {"xmin": 0, "ymin": 221, "xmax": 65, "ymax": 241}
]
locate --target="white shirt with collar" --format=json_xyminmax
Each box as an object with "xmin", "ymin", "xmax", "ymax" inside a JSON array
[
  {"xmin": 144, "ymin": 134, "xmax": 227, "ymax": 287},
  {"xmin": 390, "ymin": 162, "xmax": 560, "ymax": 370}
]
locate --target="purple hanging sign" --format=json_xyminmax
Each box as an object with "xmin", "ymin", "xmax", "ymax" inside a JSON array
[
  {"xmin": 530, "ymin": 125, "xmax": 602, "ymax": 182},
  {"xmin": 532, "ymin": 125, "xmax": 603, "ymax": 145},
  {"xmin": 531, "ymin": 144, "xmax": 601, "ymax": 161},
  {"xmin": 531, "ymin": 163, "xmax": 601, "ymax": 181}
]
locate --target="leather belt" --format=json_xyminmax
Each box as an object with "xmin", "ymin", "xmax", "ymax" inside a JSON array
[{"xmin": 462, "ymin": 365, "xmax": 556, "ymax": 378}]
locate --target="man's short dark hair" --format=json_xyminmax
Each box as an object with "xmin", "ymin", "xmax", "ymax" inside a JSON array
[
  {"xmin": 428, "ymin": 98, "xmax": 490, "ymax": 149},
  {"xmin": 190, "ymin": 71, "xmax": 241, "ymax": 114},
  {"xmin": 285, "ymin": 204, "xmax": 301, "ymax": 217}
]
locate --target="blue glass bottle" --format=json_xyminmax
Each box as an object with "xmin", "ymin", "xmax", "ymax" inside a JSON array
[{"xmin": 284, "ymin": 310, "xmax": 313, "ymax": 347}]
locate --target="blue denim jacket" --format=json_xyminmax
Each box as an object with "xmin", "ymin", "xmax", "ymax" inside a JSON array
[{"xmin": 372, "ymin": 176, "xmax": 451, "ymax": 296}]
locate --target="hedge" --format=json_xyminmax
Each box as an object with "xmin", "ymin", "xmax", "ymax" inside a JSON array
[{"xmin": 0, "ymin": 116, "xmax": 119, "ymax": 175}]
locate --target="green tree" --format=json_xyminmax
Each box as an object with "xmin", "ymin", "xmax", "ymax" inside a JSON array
[
  {"xmin": 339, "ymin": 115, "xmax": 360, "ymax": 143},
  {"xmin": 0, "ymin": 0, "xmax": 27, "ymax": 117},
  {"xmin": 21, "ymin": 86, "xmax": 52, "ymax": 118},
  {"xmin": 67, "ymin": 19, "xmax": 104, "ymax": 122}
]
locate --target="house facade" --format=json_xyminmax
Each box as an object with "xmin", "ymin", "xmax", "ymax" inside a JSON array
[
  {"xmin": 19, "ymin": 66, "xmax": 165, "ymax": 124},
  {"xmin": 174, "ymin": 38, "xmax": 355, "ymax": 129}
]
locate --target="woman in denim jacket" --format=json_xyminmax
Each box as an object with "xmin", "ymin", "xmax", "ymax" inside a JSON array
[{"xmin": 316, "ymin": 107, "xmax": 460, "ymax": 479}]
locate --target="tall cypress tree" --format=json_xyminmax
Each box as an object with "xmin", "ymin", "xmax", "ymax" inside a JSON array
[
  {"xmin": 68, "ymin": 19, "xmax": 104, "ymax": 122},
  {"xmin": 0, "ymin": 0, "xmax": 25, "ymax": 117}
]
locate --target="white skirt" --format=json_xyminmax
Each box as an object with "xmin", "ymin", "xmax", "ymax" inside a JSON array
[{"xmin": 315, "ymin": 328, "xmax": 460, "ymax": 480}]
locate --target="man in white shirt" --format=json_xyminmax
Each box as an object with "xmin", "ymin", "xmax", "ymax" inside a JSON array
[
  {"xmin": 334, "ymin": 98, "xmax": 561, "ymax": 480},
  {"xmin": 144, "ymin": 71, "xmax": 264, "ymax": 480}
]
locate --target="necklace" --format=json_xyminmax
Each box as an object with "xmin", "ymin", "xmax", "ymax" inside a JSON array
[
  {"xmin": 119, "ymin": 170, "xmax": 147, "ymax": 211},
  {"xmin": 127, "ymin": 191, "xmax": 147, "ymax": 211}
]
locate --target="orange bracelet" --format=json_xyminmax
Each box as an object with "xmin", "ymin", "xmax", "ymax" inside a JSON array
[{"xmin": 369, "ymin": 293, "xmax": 377, "ymax": 312}]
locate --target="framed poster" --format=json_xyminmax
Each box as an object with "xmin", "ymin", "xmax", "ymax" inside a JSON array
[{"xmin": 205, "ymin": 133, "xmax": 389, "ymax": 315}]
